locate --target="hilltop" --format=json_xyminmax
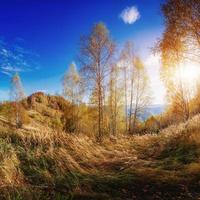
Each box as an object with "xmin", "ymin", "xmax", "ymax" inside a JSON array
[{"xmin": 0, "ymin": 92, "xmax": 69, "ymax": 131}]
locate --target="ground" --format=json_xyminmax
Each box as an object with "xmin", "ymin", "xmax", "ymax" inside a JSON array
[
  {"xmin": 0, "ymin": 94, "xmax": 200, "ymax": 199},
  {"xmin": 0, "ymin": 115, "xmax": 200, "ymax": 200}
]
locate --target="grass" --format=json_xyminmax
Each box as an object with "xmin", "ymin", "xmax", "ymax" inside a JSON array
[{"xmin": 0, "ymin": 114, "xmax": 200, "ymax": 199}]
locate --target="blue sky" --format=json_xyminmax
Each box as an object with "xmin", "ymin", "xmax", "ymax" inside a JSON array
[{"xmin": 0, "ymin": 0, "xmax": 166, "ymax": 104}]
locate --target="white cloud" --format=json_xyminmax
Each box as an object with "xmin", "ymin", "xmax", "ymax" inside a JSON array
[
  {"xmin": 1, "ymin": 71, "xmax": 12, "ymax": 77},
  {"xmin": 120, "ymin": 6, "xmax": 140, "ymax": 24},
  {"xmin": 0, "ymin": 38, "xmax": 40, "ymax": 76},
  {"xmin": 1, "ymin": 66, "xmax": 24, "ymax": 72}
]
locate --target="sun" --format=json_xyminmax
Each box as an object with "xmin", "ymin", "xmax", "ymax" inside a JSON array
[{"xmin": 174, "ymin": 62, "xmax": 200, "ymax": 86}]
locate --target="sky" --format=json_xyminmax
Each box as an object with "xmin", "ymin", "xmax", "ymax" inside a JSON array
[{"xmin": 0, "ymin": 0, "xmax": 166, "ymax": 104}]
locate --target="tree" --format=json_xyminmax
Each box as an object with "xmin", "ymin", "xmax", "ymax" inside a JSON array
[
  {"xmin": 119, "ymin": 41, "xmax": 135, "ymax": 133},
  {"xmin": 131, "ymin": 57, "xmax": 151, "ymax": 132},
  {"xmin": 119, "ymin": 42, "xmax": 151, "ymax": 133},
  {"xmin": 158, "ymin": 0, "xmax": 200, "ymax": 66},
  {"xmin": 79, "ymin": 22, "xmax": 115, "ymax": 141},
  {"xmin": 190, "ymin": 83, "xmax": 200, "ymax": 115},
  {"xmin": 62, "ymin": 62, "xmax": 84, "ymax": 133},
  {"xmin": 108, "ymin": 63, "xmax": 123, "ymax": 136},
  {"xmin": 63, "ymin": 62, "xmax": 83, "ymax": 105},
  {"xmin": 166, "ymin": 71, "xmax": 191, "ymax": 122},
  {"xmin": 120, "ymin": 41, "xmax": 144, "ymax": 133},
  {"xmin": 156, "ymin": 0, "xmax": 199, "ymax": 122},
  {"xmin": 10, "ymin": 73, "xmax": 25, "ymax": 102},
  {"xmin": 10, "ymin": 73, "xmax": 27, "ymax": 128},
  {"xmin": 145, "ymin": 115, "xmax": 159, "ymax": 133}
]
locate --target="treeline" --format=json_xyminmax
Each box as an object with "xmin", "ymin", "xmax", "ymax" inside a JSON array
[
  {"xmin": 0, "ymin": 23, "xmax": 153, "ymax": 141},
  {"xmin": 61, "ymin": 23, "xmax": 152, "ymax": 141}
]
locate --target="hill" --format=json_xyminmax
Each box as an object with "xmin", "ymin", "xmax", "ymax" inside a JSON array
[
  {"xmin": 0, "ymin": 93, "xmax": 200, "ymax": 199},
  {"xmin": 140, "ymin": 105, "xmax": 165, "ymax": 120},
  {"xmin": 0, "ymin": 92, "xmax": 70, "ymax": 132}
]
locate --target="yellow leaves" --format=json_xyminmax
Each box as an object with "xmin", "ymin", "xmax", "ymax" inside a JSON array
[{"xmin": 134, "ymin": 56, "xmax": 144, "ymax": 70}]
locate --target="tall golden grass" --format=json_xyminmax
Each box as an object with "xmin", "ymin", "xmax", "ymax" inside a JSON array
[{"xmin": 0, "ymin": 114, "xmax": 200, "ymax": 199}]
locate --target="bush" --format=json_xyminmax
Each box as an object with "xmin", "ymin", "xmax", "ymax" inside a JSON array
[
  {"xmin": 61, "ymin": 104, "xmax": 80, "ymax": 133},
  {"xmin": 51, "ymin": 117, "xmax": 63, "ymax": 131},
  {"xmin": 0, "ymin": 102, "xmax": 30, "ymax": 128}
]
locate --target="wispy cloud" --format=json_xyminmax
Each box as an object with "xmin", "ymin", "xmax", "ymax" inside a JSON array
[
  {"xmin": 1, "ymin": 66, "xmax": 24, "ymax": 72},
  {"xmin": 0, "ymin": 38, "xmax": 40, "ymax": 76},
  {"xmin": 120, "ymin": 6, "xmax": 140, "ymax": 24},
  {"xmin": 1, "ymin": 71, "xmax": 12, "ymax": 77}
]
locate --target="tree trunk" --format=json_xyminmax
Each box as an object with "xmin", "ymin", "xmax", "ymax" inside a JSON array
[
  {"xmin": 124, "ymin": 68, "xmax": 128, "ymax": 133},
  {"xmin": 129, "ymin": 77, "xmax": 134, "ymax": 134}
]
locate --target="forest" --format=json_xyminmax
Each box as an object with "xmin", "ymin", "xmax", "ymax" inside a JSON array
[{"xmin": 0, "ymin": 0, "xmax": 200, "ymax": 199}]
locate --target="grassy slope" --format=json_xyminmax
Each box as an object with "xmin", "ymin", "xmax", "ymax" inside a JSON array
[{"xmin": 0, "ymin": 94, "xmax": 200, "ymax": 199}]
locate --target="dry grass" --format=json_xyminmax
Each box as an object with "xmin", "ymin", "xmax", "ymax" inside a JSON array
[
  {"xmin": 0, "ymin": 139, "xmax": 24, "ymax": 187},
  {"xmin": 0, "ymin": 114, "xmax": 200, "ymax": 199}
]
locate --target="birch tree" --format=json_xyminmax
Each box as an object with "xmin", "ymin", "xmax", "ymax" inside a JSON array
[
  {"xmin": 10, "ymin": 73, "xmax": 26, "ymax": 128},
  {"xmin": 63, "ymin": 62, "xmax": 83, "ymax": 105},
  {"xmin": 108, "ymin": 63, "xmax": 122, "ymax": 136},
  {"xmin": 62, "ymin": 62, "xmax": 83, "ymax": 132},
  {"xmin": 79, "ymin": 22, "xmax": 115, "ymax": 141},
  {"xmin": 120, "ymin": 41, "xmax": 135, "ymax": 133},
  {"xmin": 132, "ymin": 57, "xmax": 151, "ymax": 131}
]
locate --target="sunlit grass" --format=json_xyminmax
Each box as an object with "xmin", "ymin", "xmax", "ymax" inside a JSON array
[{"xmin": 0, "ymin": 113, "xmax": 200, "ymax": 199}]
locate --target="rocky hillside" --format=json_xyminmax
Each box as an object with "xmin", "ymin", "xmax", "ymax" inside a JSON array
[{"xmin": 14, "ymin": 92, "xmax": 68, "ymax": 130}]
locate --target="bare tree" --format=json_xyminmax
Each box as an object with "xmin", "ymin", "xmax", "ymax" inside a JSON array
[
  {"xmin": 62, "ymin": 62, "xmax": 84, "ymax": 132},
  {"xmin": 119, "ymin": 45, "xmax": 151, "ymax": 133},
  {"xmin": 132, "ymin": 57, "xmax": 151, "ymax": 131},
  {"xmin": 63, "ymin": 62, "xmax": 83, "ymax": 105},
  {"xmin": 108, "ymin": 63, "xmax": 122, "ymax": 136},
  {"xmin": 78, "ymin": 22, "xmax": 115, "ymax": 141},
  {"xmin": 10, "ymin": 73, "xmax": 26, "ymax": 128},
  {"xmin": 120, "ymin": 41, "xmax": 135, "ymax": 133}
]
